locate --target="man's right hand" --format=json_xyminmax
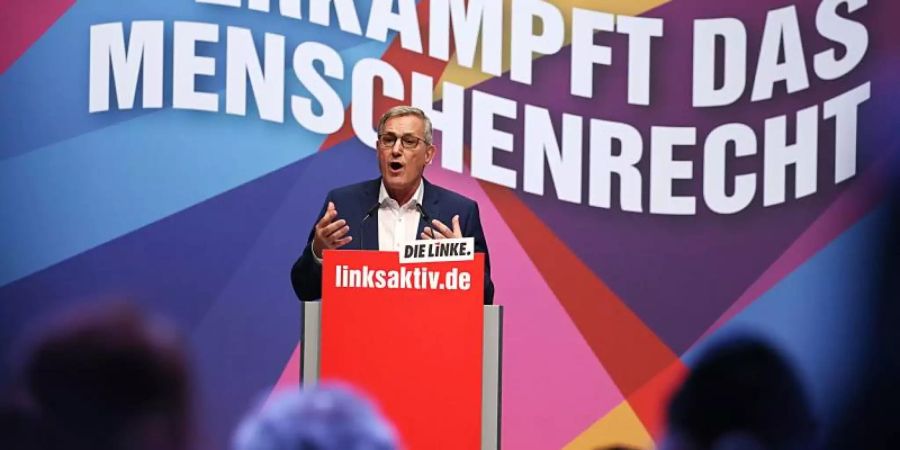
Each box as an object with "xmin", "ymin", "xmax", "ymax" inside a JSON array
[{"xmin": 313, "ymin": 201, "xmax": 352, "ymax": 258}]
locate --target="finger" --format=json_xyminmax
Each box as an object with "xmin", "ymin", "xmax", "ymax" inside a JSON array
[
  {"xmin": 431, "ymin": 219, "xmax": 453, "ymax": 238},
  {"xmin": 321, "ymin": 219, "xmax": 347, "ymax": 237},
  {"xmin": 333, "ymin": 236, "xmax": 353, "ymax": 248},
  {"xmin": 316, "ymin": 203, "xmax": 338, "ymax": 228},
  {"xmin": 451, "ymin": 214, "xmax": 462, "ymax": 237},
  {"xmin": 421, "ymin": 227, "xmax": 434, "ymax": 240},
  {"xmin": 329, "ymin": 225, "xmax": 350, "ymax": 241}
]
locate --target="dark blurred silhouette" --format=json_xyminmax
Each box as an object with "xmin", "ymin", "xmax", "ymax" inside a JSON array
[
  {"xmin": 0, "ymin": 401, "xmax": 40, "ymax": 450},
  {"xmin": 18, "ymin": 302, "xmax": 192, "ymax": 450},
  {"xmin": 661, "ymin": 337, "xmax": 815, "ymax": 450},
  {"xmin": 823, "ymin": 174, "xmax": 900, "ymax": 449},
  {"xmin": 232, "ymin": 383, "xmax": 397, "ymax": 450}
]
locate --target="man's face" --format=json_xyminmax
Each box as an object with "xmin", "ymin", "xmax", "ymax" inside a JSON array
[{"xmin": 377, "ymin": 114, "xmax": 435, "ymax": 200}]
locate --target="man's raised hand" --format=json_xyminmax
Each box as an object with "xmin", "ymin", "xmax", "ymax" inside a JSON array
[
  {"xmin": 313, "ymin": 201, "xmax": 352, "ymax": 258},
  {"xmin": 421, "ymin": 214, "xmax": 462, "ymax": 240}
]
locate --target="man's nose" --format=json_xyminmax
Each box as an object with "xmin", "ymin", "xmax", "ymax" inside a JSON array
[{"xmin": 390, "ymin": 141, "xmax": 403, "ymax": 155}]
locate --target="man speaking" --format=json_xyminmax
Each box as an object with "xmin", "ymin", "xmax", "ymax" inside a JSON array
[{"xmin": 291, "ymin": 106, "xmax": 495, "ymax": 304}]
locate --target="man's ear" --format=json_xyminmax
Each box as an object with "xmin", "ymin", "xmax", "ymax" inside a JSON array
[{"xmin": 426, "ymin": 144, "xmax": 436, "ymax": 165}]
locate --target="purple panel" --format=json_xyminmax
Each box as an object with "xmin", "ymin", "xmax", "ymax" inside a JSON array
[{"xmin": 470, "ymin": 0, "xmax": 900, "ymax": 352}]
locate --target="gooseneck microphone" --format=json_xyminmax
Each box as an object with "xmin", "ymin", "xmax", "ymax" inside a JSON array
[
  {"xmin": 359, "ymin": 202, "xmax": 380, "ymax": 250},
  {"xmin": 415, "ymin": 202, "xmax": 433, "ymax": 239}
]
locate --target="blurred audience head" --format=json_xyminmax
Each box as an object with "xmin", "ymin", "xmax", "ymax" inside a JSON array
[
  {"xmin": 0, "ymin": 401, "xmax": 40, "ymax": 450},
  {"xmin": 661, "ymin": 336, "xmax": 815, "ymax": 450},
  {"xmin": 823, "ymin": 167, "xmax": 900, "ymax": 449},
  {"xmin": 233, "ymin": 383, "xmax": 397, "ymax": 450},
  {"xmin": 21, "ymin": 302, "xmax": 191, "ymax": 450}
]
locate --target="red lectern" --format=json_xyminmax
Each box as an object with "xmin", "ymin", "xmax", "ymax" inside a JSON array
[{"xmin": 300, "ymin": 249, "xmax": 502, "ymax": 450}]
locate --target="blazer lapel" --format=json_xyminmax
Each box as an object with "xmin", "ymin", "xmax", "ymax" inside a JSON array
[
  {"xmin": 359, "ymin": 179, "xmax": 381, "ymax": 250},
  {"xmin": 417, "ymin": 178, "xmax": 441, "ymax": 238}
]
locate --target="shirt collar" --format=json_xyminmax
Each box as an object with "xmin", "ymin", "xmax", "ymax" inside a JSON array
[{"xmin": 378, "ymin": 179, "xmax": 424, "ymax": 209}]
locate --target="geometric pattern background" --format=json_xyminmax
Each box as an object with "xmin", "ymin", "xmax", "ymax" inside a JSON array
[{"xmin": 2, "ymin": 1, "xmax": 899, "ymax": 449}]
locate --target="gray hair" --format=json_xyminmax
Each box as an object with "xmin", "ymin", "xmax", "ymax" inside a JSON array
[
  {"xmin": 377, "ymin": 106, "xmax": 433, "ymax": 145},
  {"xmin": 232, "ymin": 384, "xmax": 398, "ymax": 450}
]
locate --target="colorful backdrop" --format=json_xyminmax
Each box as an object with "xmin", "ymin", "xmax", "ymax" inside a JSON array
[{"xmin": 2, "ymin": 0, "xmax": 898, "ymax": 448}]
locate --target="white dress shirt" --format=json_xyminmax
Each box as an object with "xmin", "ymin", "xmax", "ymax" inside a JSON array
[
  {"xmin": 313, "ymin": 180, "xmax": 424, "ymax": 264},
  {"xmin": 377, "ymin": 180, "xmax": 424, "ymax": 251}
]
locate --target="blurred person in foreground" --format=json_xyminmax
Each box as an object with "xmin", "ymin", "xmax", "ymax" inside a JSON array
[
  {"xmin": 660, "ymin": 337, "xmax": 816, "ymax": 450},
  {"xmin": 19, "ymin": 302, "xmax": 192, "ymax": 450},
  {"xmin": 0, "ymin": 401, "xmax": 40, "ymax": 450},
  {"xmin": 232, "ymin": 384, "xmax": 397, "ymax": 450},
  {"xmin": 823, "ymin": 170, "xmax": 900, "ymax": 449}
]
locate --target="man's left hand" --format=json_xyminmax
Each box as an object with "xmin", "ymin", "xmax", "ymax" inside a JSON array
[{"xmin": 421, "ymin": 215, "xmax": 462, "ymax": 239}]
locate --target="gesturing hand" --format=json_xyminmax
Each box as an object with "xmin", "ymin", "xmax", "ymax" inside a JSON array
[
  {"xmin": 313, "ymin": 201, "xmax": 352, "ymax": 258},
  {"xmin": 421, "ymin": 215, "xmax": 462, "ymax": 239}
]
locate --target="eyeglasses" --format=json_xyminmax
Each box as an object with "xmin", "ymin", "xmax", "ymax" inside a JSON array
[{"xmin": 377, "ymin": 134, "xmax": 428, "ymax": 150}]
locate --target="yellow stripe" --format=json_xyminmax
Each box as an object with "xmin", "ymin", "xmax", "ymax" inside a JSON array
[{"xmin": 562, "ymin": 400, "xmax": 656, "ymax": 450}]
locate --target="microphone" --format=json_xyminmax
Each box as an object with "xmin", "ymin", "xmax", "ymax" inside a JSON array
[
  {"xmin": 359, "ymin": 202, "xmax": 380, "ymax": 250},
  {"xmin": 415, "ymin": 202, "xmax": 433, "ymax": 239}
]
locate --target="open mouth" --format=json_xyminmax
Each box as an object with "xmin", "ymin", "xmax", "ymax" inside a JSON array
[{"xmin": 389, "ymin": 161, "xmax": 404, "ymax": 171}]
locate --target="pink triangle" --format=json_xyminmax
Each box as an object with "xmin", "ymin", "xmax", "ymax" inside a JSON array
[
  {"xmin": 265, "ymin": 343, "xmax": 301, "ymax": 406},
  {"xmin": 1, "ymin": 0, "xmax": 75, "ymax": 74}
]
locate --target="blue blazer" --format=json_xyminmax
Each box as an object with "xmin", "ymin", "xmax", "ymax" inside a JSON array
[{"xmin": 291, "ymin": 178, "xmax": 495, "ymax": 304}]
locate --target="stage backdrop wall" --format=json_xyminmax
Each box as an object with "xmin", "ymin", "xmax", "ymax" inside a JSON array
[{"xmin": 2, "ymin": 0, "xmax": 898, "ymax": 448}]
